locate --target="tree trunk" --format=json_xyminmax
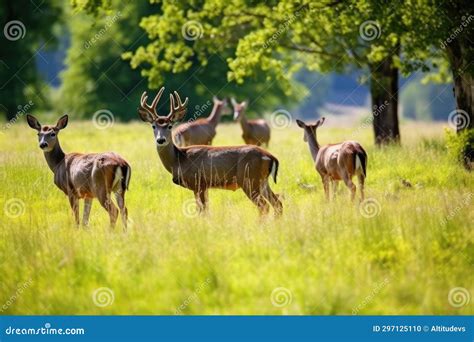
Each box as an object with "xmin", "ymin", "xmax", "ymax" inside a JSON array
[
  {"xmin": 369, "ymin": 54, "xmax": 400, "ymax": 145},
  {"xmin": 446, "ymin": 39, "xmax": 474, "ymax": 170}
]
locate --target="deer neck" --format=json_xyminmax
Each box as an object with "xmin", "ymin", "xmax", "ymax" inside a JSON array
[
  {"xmin": 44, "ymin": 142, "xmax": 66, "ymax": 173},
  {"xmin": 307, "ymin": 132, "xmax": 320, "ymax": 162},
  {"xmin": 238, "ymin": 113, "xmax": 249, "ymax": 130},
  {"xmin": 156, "ymin": 142, "xmax": 180, "ymax": 174},
  {"xmin": 207, "ymin": 103, "xmax": 223, "ymax": 127}
]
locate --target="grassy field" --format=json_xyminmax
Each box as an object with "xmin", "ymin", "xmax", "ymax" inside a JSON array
[{"xmin": 0, "ymin": 118, "xmax": 472, "ymax": 315}]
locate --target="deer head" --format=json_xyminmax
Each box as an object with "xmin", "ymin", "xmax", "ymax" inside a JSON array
[
  {"xmin": 138, "ymin": 88, "xmax": 188, "ymax": 147},
  {"xmin": 231, "ymin": 98, "xmax": 248, "ymax": 120},
  {"xmin": 296, "ymin": 117, "xmax": 325, "ymax": 142},
  {"xmin": 26, "ymin": 114, "xmax": 68, "ymax": 152}
]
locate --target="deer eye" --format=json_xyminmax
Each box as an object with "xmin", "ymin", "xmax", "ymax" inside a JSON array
[
  {"xmin": 152, "ymin": 124, "xmax": 156, "ymax": 129},
  {"xmin": 167, "ymin": 124, "xmax": 173, "ymax": 130},
  {"xmin": 50, "ymin": 132, "xmax": 56, "ymax": 137}
]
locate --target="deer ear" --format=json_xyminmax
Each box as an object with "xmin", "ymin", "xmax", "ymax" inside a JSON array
[
  {"xmin": 296, "ymin": 119, "xmax": 306, "ymax": 128},
  {"xmin": 317, "ymin": 117, "xmax": 326, "ymax": 127},
  {"xmin": 137, "ymin": 107, "xmax": 154, "ymax": 123},
  {"xmin": 55, "ymin": 115, "xmax": 68, "ymax": 130},
  {"xmin": 26, "ymin": 114, "xmax": 41, "ymax": 131}
]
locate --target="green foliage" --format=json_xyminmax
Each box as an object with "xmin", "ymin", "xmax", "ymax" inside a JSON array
[
  {"xmin": 0, "ymin": 0, "xmax": 62, "ymax": 120},
  {"xmin": 445, "ymin": 128, "xmax": 474, "ymax": 165},
  {"xmin": 0, "ymin": 121, "xmax": 472, "ymax": 314},
  {"xmin": 59, "ymin": 1, "xmax": 149, "ymax": 120}
]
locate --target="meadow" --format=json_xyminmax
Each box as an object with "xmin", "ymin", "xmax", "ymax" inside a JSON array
[{"xmin": 0, "ymin": 118, "xmax": 472, "ymax": 315}]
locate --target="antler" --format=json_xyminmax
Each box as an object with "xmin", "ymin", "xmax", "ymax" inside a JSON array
[
  {"xmin": 167, "ymin": 91, "xmax": 188, "ymax": 121},
  {"xmin": 139, "ymin": 87, "xmax": 165, "ymax": 119}
]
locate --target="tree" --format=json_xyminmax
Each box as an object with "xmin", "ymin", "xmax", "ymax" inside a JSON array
[
  {"xmin": 400, "ymin": 0, "xmax": 474, "ymax": 169},
  {"xmin": 64, "ymin": 0, "xmax": 295, "ymax": 121},
  {"xmin": 0, "ymin": 0, "xmax": 62, "ymax": 121},
  {"xmin": 120, "ymin": 1, "xmax": 405, "ymax": 145}
]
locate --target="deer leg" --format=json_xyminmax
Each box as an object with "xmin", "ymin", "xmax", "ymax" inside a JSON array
[
  {"xmin": 68, "ymin": 195, "xmax": 80, "ymax": 226},
  {"xmin": 321, "ymin": 175, "xmax": 330, "ymax": 201},
  {"xmin": 194, "ymin": 189, "xmax": 208, "ymax": 214},
  {"xmin": 358, "ymin": 174, "xmax": 365, "ymax": 201},
  {"xmin": 97, "ymin": 192, "xmax": 119, "ymax": 228},
  {"xmin": 261, "ymin": 182, "xmax": 283, "ymax": 217},
  {"xmin": 82, "ymin": 198, "xmax": 92, "ymax": 227},
  {"xmin": 243, "ymin": 186, "xmax": 269, "ymax": 216},
  {"xmin": 331, "ymin": 181, "xmax": 339, "ymax": 200},
  {"xmin": 114, "ymin": 190, "xmax": 128, "ymax": 232},
  {"xmin": 342, "ymin": 173, "xmax": 356, "ymax": 202}
]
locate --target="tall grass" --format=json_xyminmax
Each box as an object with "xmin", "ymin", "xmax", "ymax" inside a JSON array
[{"xmin": 0, "ymin": 120, "xmax": 472, "ymax": 314}]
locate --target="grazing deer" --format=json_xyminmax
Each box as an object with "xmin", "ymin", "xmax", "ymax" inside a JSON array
[
  {"xmin": 138, "ymin": 88, "xmax": 282, "ymax": 216},
  {"xmin": 231, "ymin": 98, "xmax": 271, "ymax": 147},
  {"xmin": 26, "ymin": 114, "xmax": 131, "ymax": 230},
  {"xmin": 296, "ymin": 117, "xmax": 367, "ymax": 201},
  {"xmin": 173, "ymin": 96, "xmax": 227, "ymax": 146}
]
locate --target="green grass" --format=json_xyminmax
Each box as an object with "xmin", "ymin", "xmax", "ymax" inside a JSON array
[{"xmin": 0, "ymin": 120, "xmax": 472, "ymax": 315}]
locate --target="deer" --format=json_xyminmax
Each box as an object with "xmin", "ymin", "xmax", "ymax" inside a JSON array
[
  {"xmin": 137, "ymin": 88, "xmax": 282, "ymax": 216},
  {"xmin": 173, "ymin": 96, "xmax": 227, "ymax": 147},
  {"xmin": 296, "ymin": 117, "xmax": 367, "ymax": 201},
  {"xmin": 26, "ymin": 114, "xmax": 131, "ymax": 230},
  {"xmin": 231, "ymin": 98, "xmax": 271, "ymax": 147}
]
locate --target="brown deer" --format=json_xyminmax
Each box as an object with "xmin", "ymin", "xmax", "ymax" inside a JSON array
[
  {"xmin": 231, "ymin": 98, "xmax": 271, "ymax": 147},
  {"xmin": 296, "ymin": 117, "xmax": 367, "ymax": 201},
  {"xmin": 173, "ymin": 96, "xmax": 227, "ymax": 146},
  {"xmin": 26, "ymin": 114, "xmax": 131, "ymax": 230},
  {"xmin": 138, "ymin": 88, "xmax": 282, "ymax": 216}
]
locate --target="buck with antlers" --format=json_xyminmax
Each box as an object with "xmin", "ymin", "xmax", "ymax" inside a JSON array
[
  {"xmin": 173, "ymin": 96, "xmax": 227, "ymax": 146},
  {"xmin": 26, "ymin": 114, "xmax": 131, "ymax": 230},
  {"xmin": 296, "ymin": 117, "xmax": 367, "ymax": 201},
  {"xmin": 231, "ymin": 98, "xmax": 271, "ymax": 147},
  {"xmin": 138, "ymin": 89, "xmax": 282, "ymax": 216}
]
